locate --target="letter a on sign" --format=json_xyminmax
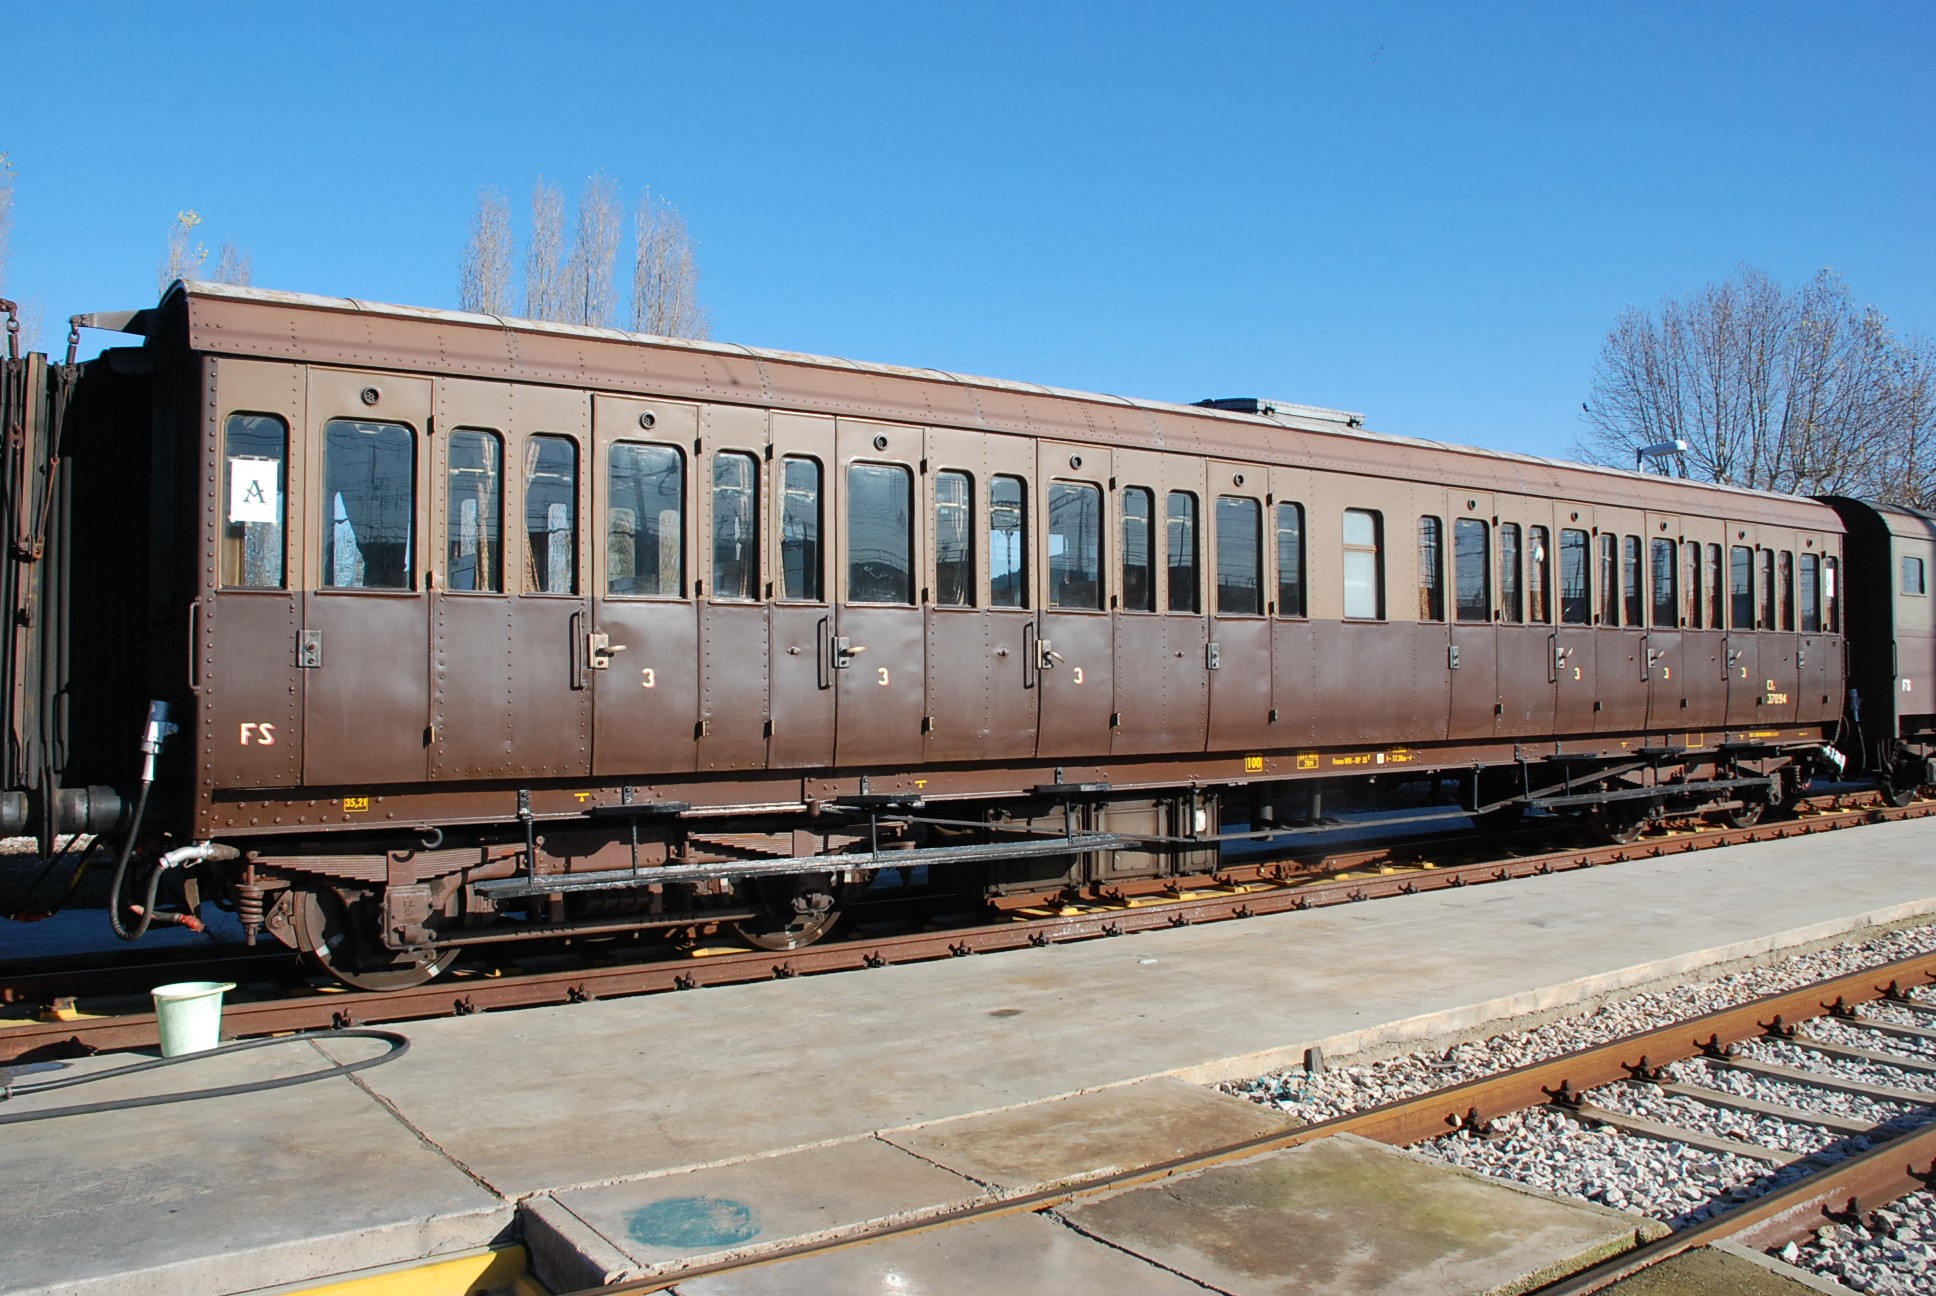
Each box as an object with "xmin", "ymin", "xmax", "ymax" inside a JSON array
[{"xmin": 229, "ymin": 458, "xmax": 280, "ymax": 524}]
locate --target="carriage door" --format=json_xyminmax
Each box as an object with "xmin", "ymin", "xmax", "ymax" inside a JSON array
[
  {"xmin": 1553, "ymin": 507, "xmax": 1599, "ymax": 738},
  {"xmin": 1266, "ymin": 466, "xmax": 1318, "ymax": 745},
  {"xmin": 202, "ymin": 359, "xmax": 304, "ymax": 790},
  {"xmin": 694, "ymin": 405, "xmax": 772, "ymax": 772},
  {"xmin": 921, "ymin": 425, "xmax": 1037, "ymax": 764},
  {"xmin": 1593, "ymin": 509, "xmax": 1651, "ymax": 735},
  {"xmin": 430, "ymin": 381, "xmax": 590, "ymax": 781},
  {"xmin": 1679, "ymin": 525, "xmax": 1729, "ymax": 731},
  {"xmin": 833, "ymin": 420, "xmax": 926, "ymax": 769},
  {"xmin": 1723, "ymin": 531, "xmax": 1763, "ymax": 731},
  {"xmin": 765, "ymin": 413, "xmax": 836, "ymax": 771},
  {"xmin": 1642, "ymin": 513, "xmax": 1682, "ymax": 731},
  {"xmin": 1495, "ymin": 506, "xmax": 1558, "ymax": 739},
  {"xmin": 1205, "ymin": 464, "xmax": 1272, "ymax": 753},
  {"xmin": 300, "ymin": 369, "xmax": 433, "ymax": 787},
  {"xmin": 1034, "ymin": 442, "xmax": 1114, "ymax": 760},
  {"xmin": 1112, "ymin": 449, "xmax": 1208, "ymax": 757},
  {"xmin": 591, "ymin": 394, "xmax": 700, "ymax": 778},
  {"xmin": 1759, "ymin": 532, "xmax": 1803, "ymax": 725},
  {"xmin": 1447, "ymin": 494, "xmax": 1498, "ymax": 742},
  {"xmin": 1795, "ymin": 539, "xmax": 1839, "ymax": 726}
]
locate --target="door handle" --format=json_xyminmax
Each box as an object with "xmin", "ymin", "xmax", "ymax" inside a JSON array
[
  {"xmin": 569, "ymin": 610, "xmax": 586, "ymax": 691},
  {"xmin": 186, "ymin": 599, "xmax": 204, "ymax": 695},
  {"xmin": 830, "ymin": 636, "xmax": 864, "ymax": 669},
  {"xmin": 587, "ymin": 631, "xmax": 624, "ymax": 670}
]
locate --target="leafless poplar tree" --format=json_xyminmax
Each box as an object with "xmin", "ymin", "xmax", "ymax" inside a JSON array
[
  {"xmin": 524, "ymin": 179, "xmax": 569, "ymax": 323},
  {"xmin": 158, "ymin": 210, "xmax": 208, "ymax": 291},
  {"xmin": 212, "ymin": 240, "xmax": 253, "ymax": 286},
  {"xmin": 631, "ymin": 189, "xmax": 709, "ymax": 340},
  {"xmin": 563, "ymin": 174, "xmax": 622, "ymax": 328},
  {"xmin": 1579, "ymin": 265, "xmax": 1936, "ymax": 506},
  {"xmin": 459, "ymin": 187, "xmax": 514, "ymax": 315},
  {"xmin": 0, "ymin": 153, "xmax": 15, "ymax": 298}
]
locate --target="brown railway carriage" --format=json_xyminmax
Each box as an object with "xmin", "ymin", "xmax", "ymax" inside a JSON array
[
  {"xmin": 1, "ymin": 283, "xmax": 1850, "ymax": 985},
  {"xmin": 1825, "ymin": 498, "xmax": 1936, "ymax": 801}
]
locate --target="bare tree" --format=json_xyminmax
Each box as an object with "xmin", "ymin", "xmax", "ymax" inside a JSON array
[
  {"xmin": 159, "ymin": 210, "xmax": 208, "ymax": 290},
  {"xmin": 459, "ymin": 187, "xmax": 514, "ymax": 316},
  {"xmin": 524, "ymin": 179, "xmax": 568, "ymax": 323},
  {"xmin": 212, "ymin": 240, "xmax": 253, "ymax": 287},
  {"xmin": 0, "ymin": 152, "xmax": 14, "ymax": 298},
  {"xmin": 631, "ymin": 189, "xmax": 709, "ymax": 340},
  {"xmin": 564, "ymin": 174, "xmax": 622, "ymax": 327},
  {"xmin": 1579, "ymin": 265, "xmax": 1935, "ymax": 505}
]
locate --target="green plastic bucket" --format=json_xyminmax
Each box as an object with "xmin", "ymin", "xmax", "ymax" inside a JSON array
[{"xmin": 151, "ymin": 980, "xmax": 236, "ymax": 1057}]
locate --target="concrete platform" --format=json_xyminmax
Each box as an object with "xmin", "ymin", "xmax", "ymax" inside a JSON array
[
  {"xmin": 1058, "ymin": 1133, "xmax": 1661, "ymax": 1296},
  {"xmin": 8, "ymin": 815, "xmax": 1936, "ymax": 1294}
]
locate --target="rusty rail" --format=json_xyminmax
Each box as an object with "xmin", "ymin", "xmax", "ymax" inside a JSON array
[
  {"xmin": 567, "ymin": 948, "xmax": 1936, "ymax": 1294},
  {"xmin": 5, "ymin": 795, "xmax": 1932, "ymax": 1063}
]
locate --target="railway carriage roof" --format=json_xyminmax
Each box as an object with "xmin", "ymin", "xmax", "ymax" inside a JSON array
[{"xmin": 133, "ymin": 281, "xmax": 1838, "ymax": 531}]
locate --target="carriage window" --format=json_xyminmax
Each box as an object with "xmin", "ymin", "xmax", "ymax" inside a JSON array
[
  {"xmin": 1681, "ymin": 541, "xmax": 1700, "ymax": 628},
  {"xmin": 1824, "ymin": 556, "xmax": 1840, "ymax": 631},
  {"xmin": 1758, "ymin": 549, "xmax": 1776, "ymax": 628},
  {"xmin": 1122, "ymin": 486, "xmax": 1154, "ymax": 612},
  {"xmin": 322, "ymin": 418, "xmax": 414, "ymax": 590},
  {"xmin": 1049, "ymin": 482, "xmax": 1104, "ymax": 610},
  {"xmin": 712, "ymin": 452, "xmax": 758, "ymax": 600},
  {"xmin": 1418, "ymin": 516, "xmax": 1444, "ymax": 621},
  {"xmin": 848, "ymin": 463, "xmax": 913, "ymax": 604},
  {"xmin": 935, "ymin": 470, "xmax": 974, "ymax": 607},
  {"xmin": 1167, "ymin": 492, "xmax": 1199, "ymax": 613},
  {"xmin": 1559, "ymin": 528, "xmax": 1589, "ymax": 625},
  {"xmin": 607, "ymin": 441, "xmax": 682, "ymax": 597},
  {"xmin": 445, "ymin": 429, "xmax": 502, "ymax": 593},
  {"xmin": 1342, "ymin": 508, "xmax": 1384, "ymax": 620},
  {"xmin": 1622, "ymin": 535, "xmax": 1643, "ymax": 627},
  {"xmin": 1904, "ymin": 555, "xmax": 1926, "ymax": 596},
  {"xmin": 1730, "ymin": 545, "xmax": 1753, "ymax": 628},
  {"xmin": 522, "ymin": 435, "xmax": 578, "ymax": 594},
  {"xmin": 1596, "ymin": 534, "xmax": 1617, "ymax": 625},
  {"xmin": 1706, "ymin": 543, "xmax": 1724, "ymax": 629},
  {"xmin": 780, "ymin": 456, "xmax": 822, "ymax": 601},
  {"xmin": 1777, "ymin": 551, "xmax": 1795, "ymax": 631},
  {"xmin": 1528, "ymin": 525, "xmax": 1551, "ymax": 623},
  {"xmin": 222, "ymin": 413, "xmax": 287, "ymax": 588},
  {"xmin": 991, "ymin": 476, "xmax": 1027, "ymax": 608},
  {"xmin": 1214, "ymin": 496, "xmax": 1262, "ymax": 615},
  {"xmin": 1454, "ymin": 518, "xmax": 1489, "ymax": 622},
  {"xmin": 1650, "ymin": 538, "xmax": 1676, "ymax": 629},
  {"xmin": 1276, "ymin": 502, "xmax": 1306, "ymax": 618},
  {"xmin": 1799, "ymin": 552, "xmax": 1821, "ymax": 633},
  {"xmin": 1498, "ymin": 523, "xmax": 1522, "ymax": 623}
]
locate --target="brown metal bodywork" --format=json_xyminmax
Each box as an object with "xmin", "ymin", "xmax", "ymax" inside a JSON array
[{"xmin": 138, "ymin": 285, "xmax": 1844, "ymax": 863}]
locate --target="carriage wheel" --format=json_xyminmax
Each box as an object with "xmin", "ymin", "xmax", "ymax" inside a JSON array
[
  {"xmin": 1588, "ymin": 801, "xmax": 1650, "ymax": 845},
  {"xmin": 1715, "ymin": 800, "xmax": 1765, "ymax": 829},
  {"xmin": 731, "ymin": 874, "xmax": 849, "ymax": 952},
  {"xmin": 292, "ymin": 884, "xmax": 461, "ymax": 991}
]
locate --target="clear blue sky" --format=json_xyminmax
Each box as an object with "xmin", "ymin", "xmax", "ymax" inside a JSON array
[{"xmin": 5, "ymin": 3, "xmax": 1931, "ymax": 459}]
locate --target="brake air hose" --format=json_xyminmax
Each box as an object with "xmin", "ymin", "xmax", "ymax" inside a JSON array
[
  {"xmin": 0, "ymin": 1028, "xmax": 410, "ymax": 1125},
  {"xmin": 107, "ymin": 701, "xmax": 177, "ymax": 941}
]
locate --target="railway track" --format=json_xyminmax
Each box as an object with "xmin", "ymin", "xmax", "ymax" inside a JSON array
[
  {"xmin": 560, "ymin": 945, "xmax": 1936, "ymax": 1295},
  {"xmin": 4, "ymin": 793, "xmax": 1931, "ymax": 1065}
]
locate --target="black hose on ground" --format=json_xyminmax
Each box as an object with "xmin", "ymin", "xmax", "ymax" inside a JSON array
[{"xmin": 0, "ymin": 1028, "xmax": 410, "ymax": 1125}]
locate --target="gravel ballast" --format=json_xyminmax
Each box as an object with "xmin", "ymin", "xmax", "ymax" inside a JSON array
[{"xmin": 1227, "ymin": 921, "xmax": 1936, "ymax": 1294}]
